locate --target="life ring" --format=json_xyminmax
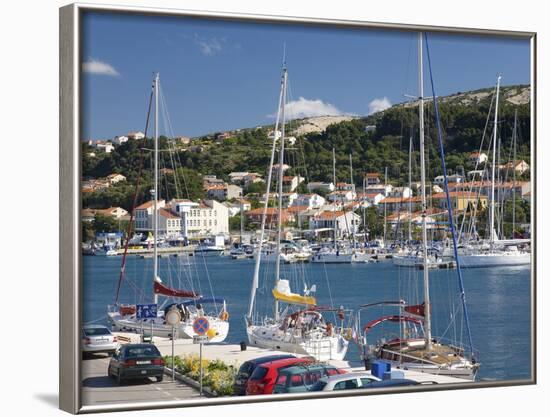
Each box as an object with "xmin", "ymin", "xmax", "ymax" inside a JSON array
[{"xmin": 220, "ymin": 310, "xmax": 229, "ymax": 321}]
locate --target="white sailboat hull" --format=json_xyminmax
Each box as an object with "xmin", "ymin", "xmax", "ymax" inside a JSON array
[
  {"xmin": 379, "ymin": 358, "xmax": 477, "ymax": 381},
  {"xmin": 108, "ymin": 311, "xmax": 229, "ymax": 343},
  {"xmin": 310, "ymin": 252, "xmax": 353, "ymax": 264},
  {"xmin": 456, "ymin": 251, "xmax": 530, "ymax": 268},
  {"xmin": 247, "ymin": 324, "xmax": 349, "ymax": 361}
]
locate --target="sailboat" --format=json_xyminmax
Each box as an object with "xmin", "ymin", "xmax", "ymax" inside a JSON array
[
  {"xmin": 355, "ymin": 33, "xmax": 479, "ymax": 380},
  {"xmin": 108, "ymin": 73, "xmax": 229, "ymax": 342},
  {"xmin": 245, "ymin": 62, "xmax": 349, "ymax": 361},
  {"xmin": 310, "ymin": 150, "xmax": 354, "ymax": 264},
  {"xmin": 444, "ymin": 76, "xmax": 530, "ymax": 268}
]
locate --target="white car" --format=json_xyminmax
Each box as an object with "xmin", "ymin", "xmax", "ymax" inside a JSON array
[
  {"xmin": 82, "ymin": 324, "xmax": 119, "ymax": 357},
  {"xmin": 309, "ymin": 372, "xmax": 381, "ymax": 391}
]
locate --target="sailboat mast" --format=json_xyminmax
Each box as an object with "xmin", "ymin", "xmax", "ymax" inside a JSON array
[
  {"xmin": 247, "ymin": 65, "xmax": 286, "ymax": 322},
  {"xmin": 512, "ymin": 109, "xmax": 517, "ymax": 237},
  {"xmin": 333, "ymin": 148, "xmax": 338, "ymax": 251},
  {"xmin": 418, "ymin": 32, "xmax": 432, "ymax": 349},
  {"xmin": 349, "ymin": 154, "xmax": 356, "ymax": 250},
  {"xmin": 383, "ymin": 166, "xmax": 388, "ymax": 243},
  {"xmin": 408, "ymin": 136, "xmax": 413, "ymax": 242},
  {"xmin": 274, "ymin": 67, "xmax": 288, "ymax": 321},
  {"xmin": 490, "ymin": 76, "xmax": 501, "ymax": 244},
  {"xmin": 153, "ymin": 72, "xmax": 159, "ymax": 305}
]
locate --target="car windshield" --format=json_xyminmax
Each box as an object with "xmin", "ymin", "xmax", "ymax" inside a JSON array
[
  {"xmin": 83, "ymin": 327, "xmax": 111, "ymax": 336},
  {"xmin": 309, "ymin": 381, "xmax": 327, "ymax": 392},
  {"xmin": 249, "ymin": 366, "xmax": 269, "ymax": 381},
  {"xmin": 124, "ymin": 346, "xmax": 160, "ymax": 358}
]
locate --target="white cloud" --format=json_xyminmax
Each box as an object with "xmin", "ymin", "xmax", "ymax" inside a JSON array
[
  {"xmin": 368, "ymin": 97, "xmax": 392, "ymax": 114},
  {"xmin": 271, "ymin": 97, "xmax": 348, "ymax": 119},
  {"xmin": 193, "ymin": 34, "xmax": 223, "ymax": 56},
  {"xmin": 82, "ymin": 58, "xmax": 120, "ymax": 77}
]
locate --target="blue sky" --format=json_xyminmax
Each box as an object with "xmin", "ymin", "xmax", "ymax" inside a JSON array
[{"xmin": 82, "ymin": 12, "xmax": 531, "ymax": 140}]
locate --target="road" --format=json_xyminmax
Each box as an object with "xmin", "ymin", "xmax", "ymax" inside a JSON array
[{"xmin": 81, "ymin": 353, "xmax": 202, "ymax": 406}]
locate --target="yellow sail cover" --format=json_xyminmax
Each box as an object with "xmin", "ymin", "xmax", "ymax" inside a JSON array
[{"xmin": 272, "ymin": 279, "xmax": 316, "ymax": 306}]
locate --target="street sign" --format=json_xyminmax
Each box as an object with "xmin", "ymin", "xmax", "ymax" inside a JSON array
[
  {"xmin": 193, "ymin": 335, "xmax": 209, "ymax": 344},
  {"xmin": 192, "ymin": 317, "xmax": 210, "ymax": 336},
  {"xmin": 136, "ymin": 303, "xmax": 158, "ymax": 319}
]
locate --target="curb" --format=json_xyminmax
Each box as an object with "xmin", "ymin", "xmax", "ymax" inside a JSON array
[{"xmin": 163, "ymin": 367, "xmax": 218, "ymax": 397}]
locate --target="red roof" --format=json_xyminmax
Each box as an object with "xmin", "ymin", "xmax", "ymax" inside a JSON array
[
  {"xmin": 159, "ymin": 208, "xmax": 179, "ymax": 219},
  {"xmin": 315, "ymin": 211, "xmax": 346, "ymax": 220},
  {"xmin": 366, "ymin": 173, "xmax": 380, "ymax": 177},
  {"xmin": 135, "ymin": 200, "xmax": 164, "ymax": 210}
]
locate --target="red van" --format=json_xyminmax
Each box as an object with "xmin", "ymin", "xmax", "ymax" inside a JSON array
[{"xmin": 246, "ymin": 357, "xmax": 313, "ymax": 395}]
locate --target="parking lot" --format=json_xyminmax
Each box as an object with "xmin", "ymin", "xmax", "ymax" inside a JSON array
[{"xmin": 81, "ymin": 353, "xmax": 202, "ymax": 406}]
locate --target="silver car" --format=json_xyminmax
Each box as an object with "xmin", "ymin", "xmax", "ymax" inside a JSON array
[
  {"xmin": 309, "ymin": 371, "xmax": 381, "ymax": 391},
  {"xmin": 82, "ymin": 324, "xmax": 119, "ymax": 357}
]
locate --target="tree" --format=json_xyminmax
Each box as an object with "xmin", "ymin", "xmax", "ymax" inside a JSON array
[{"xmin": 92, "ymin": 213, "xmax": 120, "ymax": 234}]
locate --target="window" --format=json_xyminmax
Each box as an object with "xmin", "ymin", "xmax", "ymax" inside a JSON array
[
  {"xmin": 275, "ymin": 374, "xmax": 288, "ymax": 386},
  {"xmin": 290, "ymin": 375, "xmax": 303, "ymax": 387},
  {"xmin": 360, "ymin": 378, "xmax": 374, "ymax": 386},
  {"xmin": 334, "ymin": 379, "xmax": 358, "ymax": 390}
]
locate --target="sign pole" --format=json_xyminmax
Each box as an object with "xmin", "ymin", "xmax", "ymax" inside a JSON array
[
  {"xmin": 199, "ymin": 342, "xmax": 203, "ymax": 397},
  {"xmin": 171, "ymin": 325, "xmax": 175, "ymax": 381}
]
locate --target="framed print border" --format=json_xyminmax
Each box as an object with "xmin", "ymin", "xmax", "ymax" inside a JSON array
[{"xmin": 59, "ymin": 2, "xmax": 537, "ymax": 414}]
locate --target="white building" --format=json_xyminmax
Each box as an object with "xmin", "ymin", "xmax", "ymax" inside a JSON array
[
  {"xmin": 307, "ymin": 181, "xmax": 335, "ymax": 193},
  {"xmin": 206, "ymin": 184, "xmax": 243, "ymax": 201},
  {"xmin": 113, "ymin": 135, "xmax": 129, "ymax": 145},
  {"xmin": 128, "ymin": 131, "xmax": 145, "ymax": 140},
  {"xmin": 283, "ymin": 175, "xmax": 304, "ymax": 192},
  {"xmin": 309, "ymin": 210, "xmax": 362, "ymax": 238},
  {"xmin": 388, "ymin": 186, "xmax": 412, "ymax": 199},
  {"xmin": 327, "ymin": 190, "xmax": 356, "ymax": 204},
  {"xmin": 133, "ymin": 200, "xmax": 182, "ymax": 238},
  {"xmin": 292, "ymin": 193, "xmax": 326, "ymax": 209},
  {"xmin": 468, "ymin": 152, "xmax": 488, "ymax": 165},
  {"xmin": 434, "ymin": 174, "xmax": 464, "ymax": 185},
  {"xmin": 365, "ymin": 184, "xmax": 393, "ymax": 196},
  {"xmin": 94, "ymin": 141, "xmax": 114, "ymax": 153},
  {"xmin": 106, "ymin": 173, "xmax": 126, "ymax": 185},
  {"xmin": 171, "ymin": 199, "xmax": 229, "ymax": 238}
]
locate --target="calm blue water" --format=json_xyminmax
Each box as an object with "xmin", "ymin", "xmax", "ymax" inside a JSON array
[{"xmin": 83, "ymin": 255, "xmax": 532, "ymax": 381}]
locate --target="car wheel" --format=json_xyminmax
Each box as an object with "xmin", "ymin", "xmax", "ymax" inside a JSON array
[
  {"xmin": 156, "ymin": 375, "xmax": 163, "ymax": 382},
  {"xmin": 107, "ymin": 366, "xmax": 114, "ymax": 379}
]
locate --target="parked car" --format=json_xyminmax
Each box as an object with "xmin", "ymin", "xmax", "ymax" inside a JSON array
[
  {"xmin": 234, "ymin": 354, "xmax": 296, "ymax": 395},
  {"xmin": 82, "ymin": 324, "xmax": 118, "ymax": 357},
  {"xmin": 107, "ymin": 344, "xmax": 165, "ymax": 385},
  {"xmin": 359, "ymin": 378, "xmax": 433, "ymax": 390},
  {"xmin": 245, "ymin": 357, "xmax": 313, "ymax": 395},
  {"xmin": 272, "ymin": 363, "xmax": 345, "ymax": 394},
  {"xmin": 309, "ymin": 372, "xmax": 381, "ymax": 391}
]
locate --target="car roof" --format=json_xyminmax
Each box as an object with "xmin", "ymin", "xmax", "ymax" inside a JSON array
[
  {"xmin": 278, "ymin": 363, "xmax": 333, "ymax": 375},
  {"xmin": 321, "ymin": 372, "xmax": 379, "ymax": 383},
  {"xmin": 366, "ymin": 379, "xmax": 419, "ymax": 388},
  {"xmin": 83, "ymin": 324, "xmax": 110, "ymax": 329},
  {"xmin": 245, "ymin": 354, "xmax": 295, "ymax": 366},
  {"xmin": 259, "ymin": 357, "xmax": 311, "ymax": 369}
]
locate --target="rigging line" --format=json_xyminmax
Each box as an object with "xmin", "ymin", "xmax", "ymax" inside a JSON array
[
  {"xmin": 424, "ymin": 33, "xmax": 475, "ymax": 359},
  {"xmin": 114, "ymin": 82, "xmax": 154, "ymax": 304},
  {"xmin": 457, "ymin": 89, "xmax": 496, "ymax": 241}
]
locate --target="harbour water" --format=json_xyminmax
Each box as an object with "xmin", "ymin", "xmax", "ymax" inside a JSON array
[{"xmin": 83, "ymin": 255, "xmax": 531, "ymax": 382}]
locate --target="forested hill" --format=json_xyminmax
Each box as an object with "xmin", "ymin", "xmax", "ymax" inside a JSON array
[{"xmin": 82, "ymin": 84, "xmax": 530, "ymax": 211}]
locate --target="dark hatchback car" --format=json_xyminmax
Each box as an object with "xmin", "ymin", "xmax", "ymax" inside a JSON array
[
  {"xmin": 108, "ymin": 344, "xmax": 165, "ymax": 385},
  {"xmin": 233, "ymin": 354, "xmax": 296, "ymax": 395}
]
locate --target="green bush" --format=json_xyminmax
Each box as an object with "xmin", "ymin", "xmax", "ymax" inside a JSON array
[{"xmin": 164, "ymin": 354, "xmax": 237, "ymax": 396}]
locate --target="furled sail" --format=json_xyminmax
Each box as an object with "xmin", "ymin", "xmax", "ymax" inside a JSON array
[
  {"xmin": 154, "ymin": 279, "xmax": 199, "ymax": 298},
  {"xmin": 404, "ymin": 302, "xmax": 425, "ymax": 317},
  {"xmin": 272, "ymin": 279, "xmax": 316, "ymax": 306}
]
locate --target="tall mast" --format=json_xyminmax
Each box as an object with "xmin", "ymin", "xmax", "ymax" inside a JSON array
[
  {"xmin": 418, "ymin": 32, "xmax": 432, "ymax": 349},
  {"xmin": 153, "ymin": 72, "xmax": 159, "ymax": 305},
  {"xmin": 349, "ymin": 154, "xmax": 356, "ymax": 250},
  {"xmin": 273, "ymin": 67, "xmax": 288, "ymax": 321},
  {"xmin": 408, "ymin": 135, "xmax": 413, "ymax": 242},
  {"xmin": 247, "ymin": 64, "xmax": 286, "ymax": 322},
  {"xmin": 490, "ymin": 76, "xmax": 501, "ymax": 244},
  {"xmin": 333, "ymin": 148, "xmax": 338, "ymax": 251},
  {"xmin": 383, "ymin": 166, "xmax": 388, "ymax": 243},
  {"xmin": 512, "ymin": 109, "xmax": 517, "ymax": 237}
]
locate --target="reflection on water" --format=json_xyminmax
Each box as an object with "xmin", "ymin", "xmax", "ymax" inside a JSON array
[{"xmin": 83, "ymin": 255, "xmax": 531, "ymax": 381}]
